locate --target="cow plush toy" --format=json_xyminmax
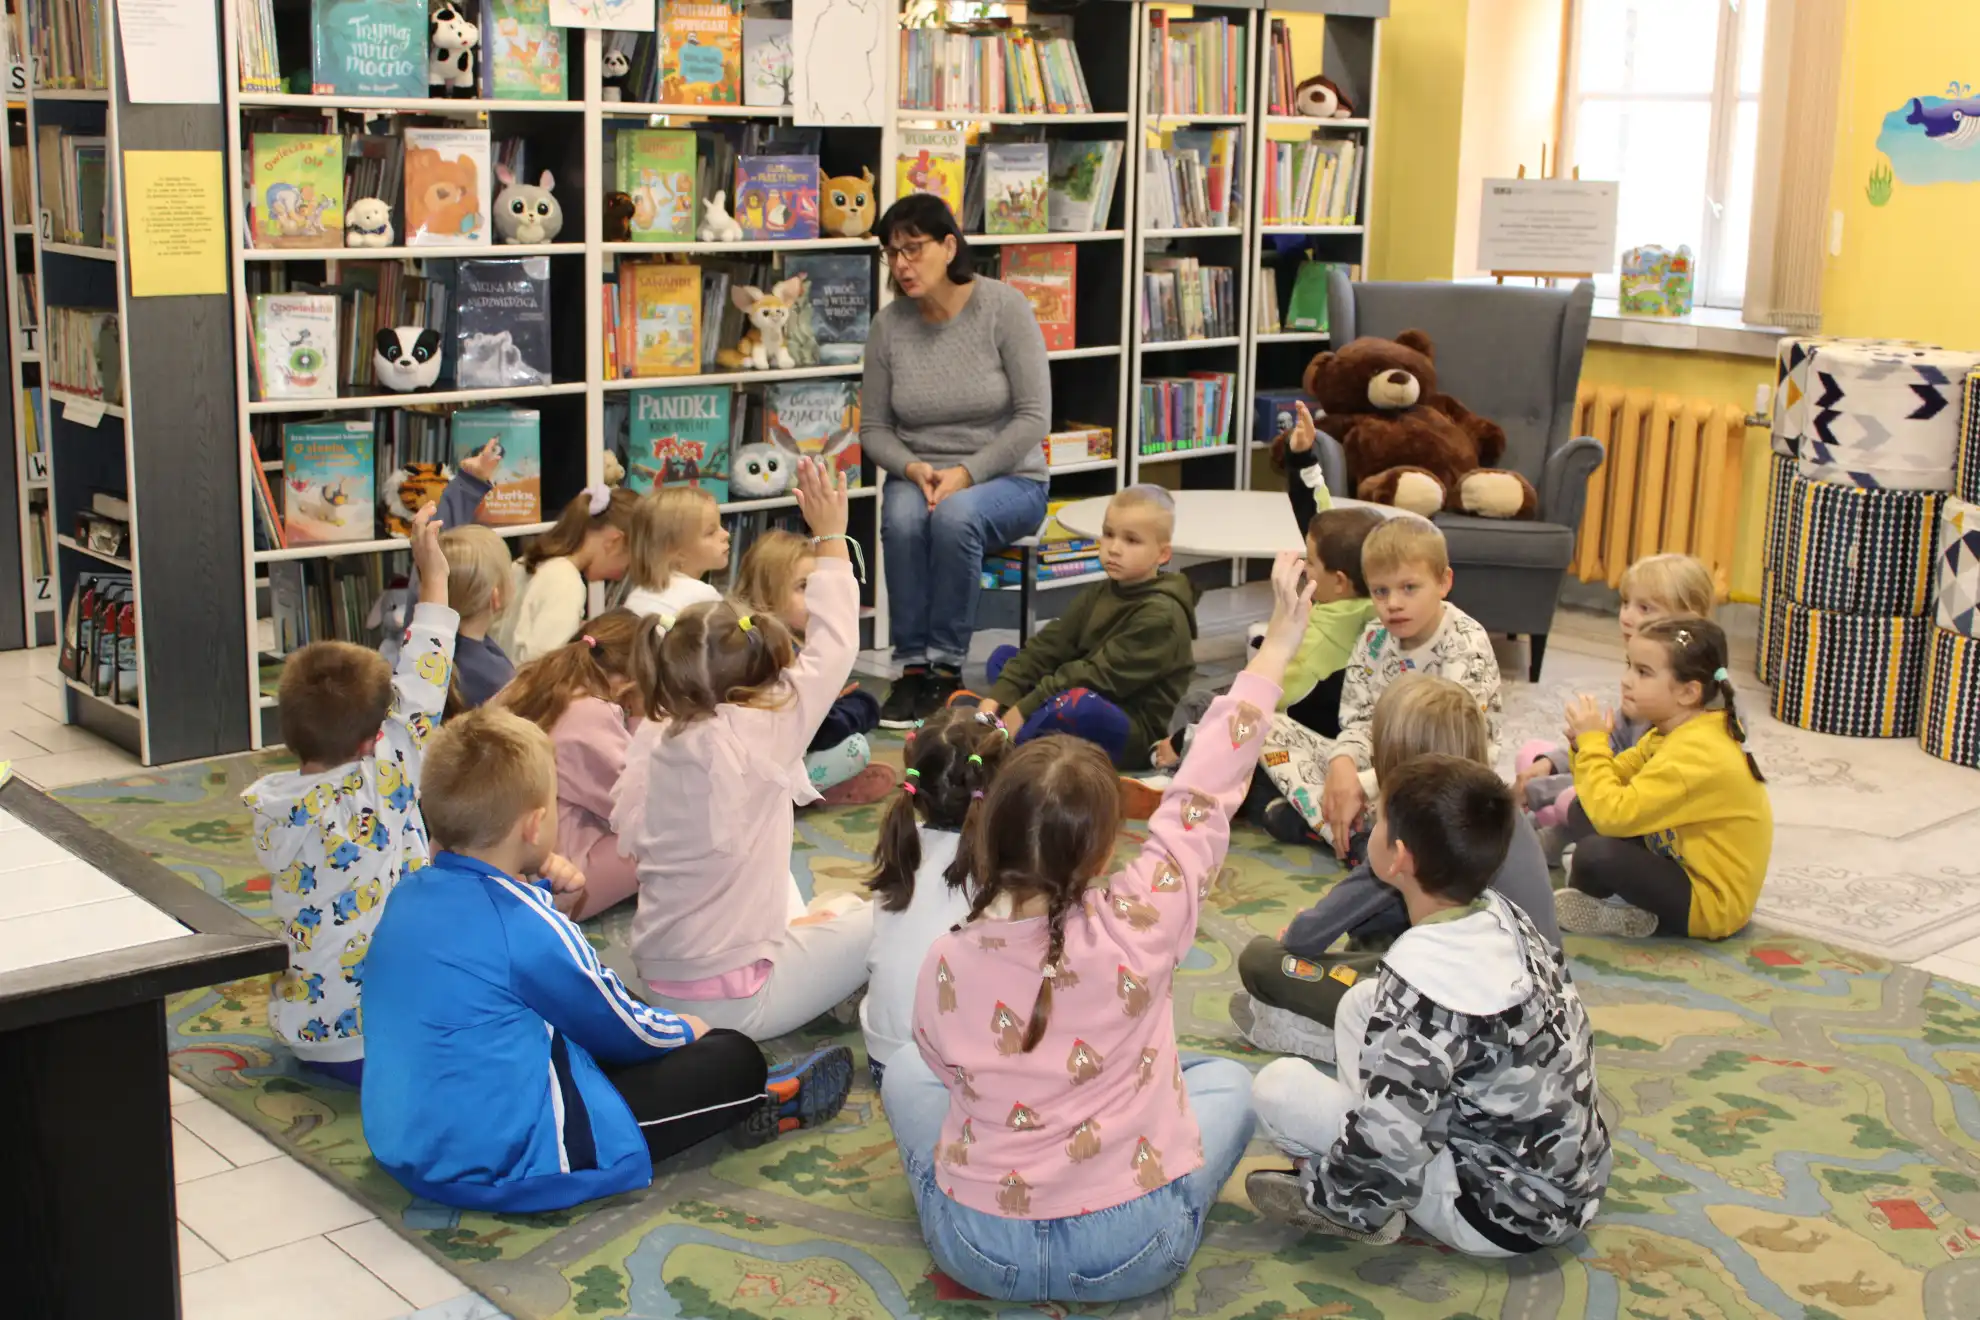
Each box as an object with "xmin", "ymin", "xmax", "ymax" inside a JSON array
[{"xmin": 429, "ymin": 4, "xmax": 478, "ymax": 96}]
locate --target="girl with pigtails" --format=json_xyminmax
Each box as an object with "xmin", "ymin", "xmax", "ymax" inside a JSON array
[
  {"xmin": 879, "ymin": 554, "xmax": 1317, "ymax": 1304},
  {"xmin": 1554, "ymin": 617, "xmax": 1774, "ymax": 941},
  {"xmin": 860, "ymin": 708, "xmax": 1011, "ymax": 1088}
]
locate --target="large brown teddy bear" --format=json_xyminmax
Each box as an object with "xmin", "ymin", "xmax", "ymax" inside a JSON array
[{"xmin": 1294, "ymin": 330, "xmax": 1537, "ymax": 519}]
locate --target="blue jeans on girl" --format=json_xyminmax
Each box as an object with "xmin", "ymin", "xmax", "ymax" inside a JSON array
[
  {"xmin": 985, "ymin": 644, "xmax": 1132, "ymax": 764},
  {"xmin": 882, "ymin": 473, "xmax": 1049, "ymax": 668},
  {"xmin": 881, "ymin": 1049, "xmax": 1255, "ymax": 1303}
]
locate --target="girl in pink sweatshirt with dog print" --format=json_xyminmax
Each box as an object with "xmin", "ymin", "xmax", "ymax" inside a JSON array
[{"xmin": 880, "ymin": 554, "xmax": 1316, "ymax": 1304}]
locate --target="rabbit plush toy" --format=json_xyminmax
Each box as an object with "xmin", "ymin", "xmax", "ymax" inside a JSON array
[{"xmin": 493, "ymin": 166, "xmax": 564, "ymax": 243}]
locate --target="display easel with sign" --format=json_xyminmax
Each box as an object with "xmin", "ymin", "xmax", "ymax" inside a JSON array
[{"xmin": 1477, "ymin": 149, "xmax": 1617, "ymax": 286}]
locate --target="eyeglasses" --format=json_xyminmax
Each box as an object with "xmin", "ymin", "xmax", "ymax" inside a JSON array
[{"xmin": 883, "ymin": 238, "xmax": 931, "ymax": 266}]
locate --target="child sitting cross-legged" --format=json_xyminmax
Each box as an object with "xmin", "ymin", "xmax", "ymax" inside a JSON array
[
  {"xmin": 957, "ymin": 484, "xmax": 1197, "ymax": 769},
  {"xmin": 438, "ymin": 523, "xmax": 516, "ymax": 709},
  {"xmin": 1246, "ymin": 754, "xmax": 1611, "ymax": 1254},
  {"xmin": 621, "ymin": 485, "xmax": 731, "ymax": 625},
  {"xmin": 860, "ymin": 707, "xmax": 1010, "ymax": 1089},
  {"xmin": 494, "ymin": 608, "xmax": 644, "ymax": 920},
  {"xmin": 499, "ymin": 485, "xmax": 638, "ymax": 664},
  {"xmin": 613, "ymin": 459, "xmax": 876, "ymax": 1041},
  {"xmin": 734, "ymin": 529, "xmax": 894, "ymax": 806},
  {"xmin": 1553, "ymin": 617, "xmax": 1772, "ymax": 940},
  {"xmin": 879, "ymin": 553, "xmax": 1314, "ymax": 1304},
  {"xmin": 1230, "ymin": 673, "xmax": 1559, "ymax": 1063},
  {"xmin": 242, "ymin": 505, "xmax": 455, "ymax": 1086},
  {"xmin": 360, "ymin": 707, "xmax": 853, "ymax": 1213}
]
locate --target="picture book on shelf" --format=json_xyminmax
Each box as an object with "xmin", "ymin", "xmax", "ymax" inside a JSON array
[
  {"xmin": 895, "ymin": 129, "xmax": 964, "ymax": 215},
  {"xmin": 403, "ymin": 128, "xmax": 492, "ymax": 247},
  {"xmin": 983, "ymin": 142, "xmax": 1048, "ymax": 235},
  {"xmin": 452, "ymin": 408, "xmax": 543, "ymax": 525},
  {"xmin": 1285, "ymin": 260, "xmax": 1334, "ymax": 333},
  {"xmin": 480, "ymin": 0, "xmax": 569, "ymax": 99},
  {"xmin": 1000, "ymin": 244, "xmax": 1075, "ymax": 351},
  {"xmin": 627, "ymin": 386, "xmax": 730, "ymax": 501},
  {"xmin": 783, "ymin": 253, "xmax": 869, "ymax": 365},
  {"xmin": 734, "ymin": 156, "xmax": 818, "ymax": 240},
  {"xmin": 455, "ymin": 257, "xmax": 553, "ymax": 387},
  {"xmin": 630, "ymin": 263, "xmax": 700, "ymax": 376},
  {"xmin": 660, "ymin": 0, "xmax": 743, "ymax": 104},
  {"xmin": 618, "ymin": 130, "xmax": 697, "ymax": 242},
  {"xmin": 765, "ymin": 380, "xmax": 861, "ymax": 486},
  {"xmin": 311, "ymin": 0, "xmax": 426, "ymax": 98},
  {"xmin": 252, "ymin": 294, "xmax": 340, "ymax": 400},
  {"xmin": 1047, "ymin": 139, "xmax": 1123, "ymax": 233},
  {"xmin": 742, "ymin": 17, "xmax": 792, "ymax": 107},
  {"xmin": 283, "ymin": 420, "xmax": 377, "ymax": 544},
  {"xmin": 249, "ymin": 134, "xmax": 345, "ymax": 249}
]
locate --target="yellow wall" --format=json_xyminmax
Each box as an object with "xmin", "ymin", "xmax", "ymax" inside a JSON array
[
  {"xmin": 1367, "ymin": 0, "xmax": 1471, "ymax": 280},
  {"xmin": 1452, "ymin": 0, "xmax": 1564, "ymax": 278}
]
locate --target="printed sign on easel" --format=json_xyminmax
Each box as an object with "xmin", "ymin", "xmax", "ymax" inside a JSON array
[{"xmin": 1477, "ymin": 177, "xmax": 1619, "ymax": 279}]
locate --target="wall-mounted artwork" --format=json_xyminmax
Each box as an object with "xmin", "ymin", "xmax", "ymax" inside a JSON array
[{"xmin": 1875, "ymin": 82, "xmax": 1980, "ymax": 189}]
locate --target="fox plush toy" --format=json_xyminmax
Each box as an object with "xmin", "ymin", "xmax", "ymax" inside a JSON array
[{"xmin": 714, "ymin": 276, "xmax": 806, "ymax": 371}]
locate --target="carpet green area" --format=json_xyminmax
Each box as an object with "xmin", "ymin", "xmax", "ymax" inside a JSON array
[{"xmin": 56, "ymin": 750, "xmax": 1980, "ymax": 1320}]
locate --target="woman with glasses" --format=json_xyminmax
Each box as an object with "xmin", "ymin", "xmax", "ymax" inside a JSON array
[{"xmin": 860, "ymin": 193, "xmax": 1052, "ymax": 727}]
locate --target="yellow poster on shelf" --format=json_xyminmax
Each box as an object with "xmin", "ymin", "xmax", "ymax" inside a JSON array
[{"xmin": 124, "ymin": 150, "xmax": 228, "ymax": 297}]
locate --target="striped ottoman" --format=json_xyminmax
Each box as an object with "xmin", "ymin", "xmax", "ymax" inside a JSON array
[
  {"xmin": 1921, "ymin": 626, "xmax": 1980, "ymax": 768},
  {"xmin": 1777, "ymin": 475, "xmax": 1941, "ymax": 617},
  {"xmin": 1768, "ymin": 600, "xmax": 1931, "ymax": 739},
  {"xmin": 1796, "ymin": 342, "xmax": 1980, "ymax": 491},
  {"xmin": 1961, "ymin": 371, "xmax": 1980, "ymax": 505}
]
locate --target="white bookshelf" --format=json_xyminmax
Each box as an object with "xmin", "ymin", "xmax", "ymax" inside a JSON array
[{"xmin": 4, "ymin": 87, "xmax": 51, "ymax": 646}]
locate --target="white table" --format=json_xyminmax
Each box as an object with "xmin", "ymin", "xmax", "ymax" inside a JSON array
[{"xmin": 1052, "ymin": 489, "xmax": 1390, "ymax": 556}]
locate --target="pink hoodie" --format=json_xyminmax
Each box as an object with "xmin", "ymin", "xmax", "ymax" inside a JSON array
[
  {"xmin": 911, "ymin": 673, "xmax": 1279, "ymax": 1220},
  {"xmin": 612, "ymin": 558, "xmax": 859, "ymax": 984}
]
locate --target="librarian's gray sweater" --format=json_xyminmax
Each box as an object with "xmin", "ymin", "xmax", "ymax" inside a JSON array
[{"xmin": 859, "ymin": 276, "xmax": 1051, "ymax": 486}]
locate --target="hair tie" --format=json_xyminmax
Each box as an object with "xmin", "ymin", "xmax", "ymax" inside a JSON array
[
  {"xmin": 904, "ymin": 769, "xmax": 920, "ymax": 779},
  {"xmin": 582, "ymin": 483, "xmax": 611, "ymax": 516},
  {"xmin": 736, "ymin": 614, "xmax": 754, "ymax": 634},
  {"xmin": 968, "ymin": 753, "xmax": 983, "ymax": 765},
  {"xmin": 581, "ymin": 633, "xmax": 599, "ymax": 652},
  {"xmin": 901, "ymin": 781, "xmax": 918, "ymax": 796},
  {"xmin": 971, "ymin": 789, "xmax": 984, "ymax": 799},
  {"xmin": 1713, "ymin": 666, "xmax": 1729, "ymax": 682}
]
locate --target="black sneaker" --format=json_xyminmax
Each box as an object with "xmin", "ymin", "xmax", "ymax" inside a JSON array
[
  {"xmin": 920, "ymin": 666, "xmax": 962, "ymax": 718},
  {"xmin": 1257, "ymin": 796, "xmax": 1323, "ymax": 849},
  {"xmin": 879, "ymin": 667, "xmax": 929, "ymax": 728}
]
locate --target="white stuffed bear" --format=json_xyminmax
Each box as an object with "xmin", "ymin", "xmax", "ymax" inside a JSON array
[{"xmin": 345, "ymin": 197, "xmax": 394, "ymax": 247}]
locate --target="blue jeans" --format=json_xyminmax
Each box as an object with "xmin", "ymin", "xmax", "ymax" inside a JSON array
[
  {"xmin": 986, "ymin": 645, "xmax": 1133, "ymax": 765},
  {"xmin": 882, "ymin": 1049, "xmax": 1255, "ymax": 1303},
  {"xmin": 883, "ymin": 473, "xmax": 1049, "ymax": 667}
]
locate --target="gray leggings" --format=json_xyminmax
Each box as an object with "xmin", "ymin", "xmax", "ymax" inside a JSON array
[{"xmin": 1566, "ymin": 801, "xmax": 1693, "ymax": 936}]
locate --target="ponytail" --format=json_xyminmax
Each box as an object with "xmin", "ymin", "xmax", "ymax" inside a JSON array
[
  {"xmin": 869, "ymin": 709, "xmax": 1008, "ymax": 911},
  {"xmin": 1719, "ymin": 679, "xmax": 1766, "ymax": 783},
  {"xmin": 626, "ymin": 613, "xmax": 670, "ymax": 721},
  {"xmin": 1021, "ymin": 889, "xmax": 1074, "ymax": 1053},
  {"xmin": 1641, "ymin": 616, "xmax": 1765, "ymax": 784},
  {"xmin": 496, "ymin": 609, "xmax": 644, "ymax": 732},
  {"xmin": 869, "ymin": 791, "xmax": 925, "ymax": 913}
]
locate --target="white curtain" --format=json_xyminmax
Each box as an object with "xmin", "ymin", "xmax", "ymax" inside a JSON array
[{"xmin": 1742, "ymin": 0, "xmax": 1845, "ymax": 330}]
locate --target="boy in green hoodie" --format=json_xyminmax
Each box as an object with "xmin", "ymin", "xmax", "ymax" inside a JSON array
[{"xmin": 961, "ymin": 485, "xmax": 1197, "ymax": 769}]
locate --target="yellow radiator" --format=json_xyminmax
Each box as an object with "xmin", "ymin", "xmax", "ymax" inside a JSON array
[{"xmin": 1571, "ymin": 385, "xmax": 1752, "ymax": 599}]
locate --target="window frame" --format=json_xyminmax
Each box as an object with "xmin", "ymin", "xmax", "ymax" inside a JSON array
[{"xmin": 1558, "ymin": 0, "xmax": 1762, "ymax": 309}]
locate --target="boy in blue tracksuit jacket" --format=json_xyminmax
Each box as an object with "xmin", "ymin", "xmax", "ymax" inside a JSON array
[{"xmin": 361, "ymin": 706, "xmax": 853, "ymax": 1213}]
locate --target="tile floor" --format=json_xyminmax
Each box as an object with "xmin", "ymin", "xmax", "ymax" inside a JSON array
[{"xmin": 5, "ymin": 595, "xmax": 1980, "ymax": 1320}]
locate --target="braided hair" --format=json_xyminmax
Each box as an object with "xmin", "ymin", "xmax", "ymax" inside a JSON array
[
  {"xmin": 1639, "ymin": 617, "xmax": 1765, "ymax": 782},
  {"xmin": 868, "ymin": 708, "xmax": 1009, "ymax": 913},
  {"xmin": 955, "ymin": 733, "xmax": 1120, "ymax": 1052}
]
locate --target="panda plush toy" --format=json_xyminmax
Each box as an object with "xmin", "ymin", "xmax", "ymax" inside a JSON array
[{"xmin": 375, "ymin": 327, "xmax": 444, "ymax": 392}]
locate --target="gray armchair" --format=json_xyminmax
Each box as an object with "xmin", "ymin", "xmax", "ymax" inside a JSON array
[{"xmin": 1311, "ymin": 269, "xmax": 1604, "ymax": 681}]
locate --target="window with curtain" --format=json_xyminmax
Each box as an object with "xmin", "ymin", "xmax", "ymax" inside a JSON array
[{"xmin": 1561, "ymin": 0, "xmax": 1766, "ymax": 309}]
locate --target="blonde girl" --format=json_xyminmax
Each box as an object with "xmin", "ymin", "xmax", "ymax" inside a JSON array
[
  {"xmin": 735, "ymin": 530, "xmax": 892, "ymax": 804},
  {"xmin": 494, "ymin": 608, "xmax": 645, "ymax": 919},
  {"xmin": 621, "ymin": 486, "xmax": 730, "ymax": 623},
  {"xmin": 612, "ymin": 460, "xmax": 876, "ymax": 1041},
  {"xmin": 498, "ymin": 485, "xmax": 639, "ymax": 664},
  {"xmin": 1515, "ymin": 553, "xmax": 1715, "ymax": 854}
]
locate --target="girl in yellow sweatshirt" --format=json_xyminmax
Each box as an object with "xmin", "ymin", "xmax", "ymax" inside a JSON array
[{"xmin": 1553, "ymin": 618, "xmax": 1772, "ymax": 940}]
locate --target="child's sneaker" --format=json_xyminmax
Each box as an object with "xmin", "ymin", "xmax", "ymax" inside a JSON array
[
  {"xmin": 1257, "ymin": 798, "xmax": 1323, "ymax": 849},
  {"xmin": 1246, "ymin": 1169, "xmax": 1404, "ymax": 1243},
  {"xmin": 732, "ymin": 1045, "xmax": 854, "ymax": 1148},
  {"xmin": 1554, "ymin": 888, "xmax": 1659, "ymax": 938},
  {"xmin": 1228, "ymin": 991, "xmax": 1336, "ymax": 1063}
]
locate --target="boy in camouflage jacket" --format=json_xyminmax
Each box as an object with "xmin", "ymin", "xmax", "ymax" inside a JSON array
[{"xmin": 1245, "ymin": 755, "xmax": 1610, "ymax": 1254}]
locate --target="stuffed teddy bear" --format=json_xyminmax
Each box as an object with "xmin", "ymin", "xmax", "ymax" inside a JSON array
[
  {"xmin": 603, "ymin": 192, "xmax": 636, "ymax": 241},
  {"xmin": 820, "ymin": 167, "xmax": 876, "ymax": 238},
  {"xmin": 1294, "ymin": 73, "xmax": 1354, "ymax": 118},
  {"xmin": 1290, "ymin": 330, "xmax": 1536, "ymax": 519}
]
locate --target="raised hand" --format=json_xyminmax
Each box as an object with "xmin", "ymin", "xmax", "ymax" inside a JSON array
[
  {"xmin": 796, "ymin": 457, "xmax": 850, "ymax": 542},
  {"xmin": 1287, "ymin": 401, "xmax": 1318, "ymax": 454},
  {"xmin": 410, "ymin": 503, "xmax": 449, "ymax": 605}
]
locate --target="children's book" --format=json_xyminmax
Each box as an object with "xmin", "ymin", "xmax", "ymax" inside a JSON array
[
  {"xmin": 249, "ymin": 134, "xmax": 345, "ymax": 249},
  {"xmin": 631, "ymin": 263, "xmax": 701, "ymax": 376},
  {"xmin": 627, "ymin": 386, "xmax": 730, "ymax": 501},
  {"xmin": 764, "ymin": 380, "xmax": 861, "ymax": 487},
  {"xmin": 283, "ymin": 420, "xmax": 376, "ymax": 544},
  {"xmin": 454, "ymin": 257, "xmax": 553, "ymax": 387},
  {"xmin": 311, "ymin": 0, "xmax": 426, "ymax": 97},
  {"xmin": 617, "ymin": 130, "xmax": 697, "ymax": 243},
  {"xmin": 734, "ymin": 156, "xmax": 818, "ymax": 240},
  {"xmin": 1000, "ymin": 244, "xmax": 1075, "ymax": 351},
  {"xmin": 1285, "ymin": 260, "xmax": 1334, "ymax": 333},
  {"xmin": 403, "ymin": 128, "xmax": 492, "ymax": 247},
  {"xmin": 783, "ymin": 253, "xmax": 869, "ymax": 365},
  {"xmin": 741, "ymin": 17, "xmax": 792, "ymax": 107},
  {"xmin": 1254, "ymin": 390, "xmax": 1317, "ymax": 445},
  {"xmin": 480, "ymin": 0, "xmax": 568, "ymax": 99},
  {"xmin": 660, "ymin": 0, "xmax": 743, "ymax": 105},
  {"xmin": 1047, "ymin": 139, "xmax": 1122, "ymax": 232},
  {"xmin": 895, "ymin": 128, "xmax": 964, "ymax": 216},
  {"xmin": 452, "ymin": 408, "xmax": 542, "ymax": 524},
  {"xmin": 983, "ymin": 142, "xmax": 1049, "ymax": 235},
  {"xmin": 252, "ymin": 293, "xmax": 340, "ymax": 400}
]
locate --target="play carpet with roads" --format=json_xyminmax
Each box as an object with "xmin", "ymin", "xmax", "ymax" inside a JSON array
[{"xmin": 60, "ymin": 748, "xmax": 1980, "ymax": 1320}]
